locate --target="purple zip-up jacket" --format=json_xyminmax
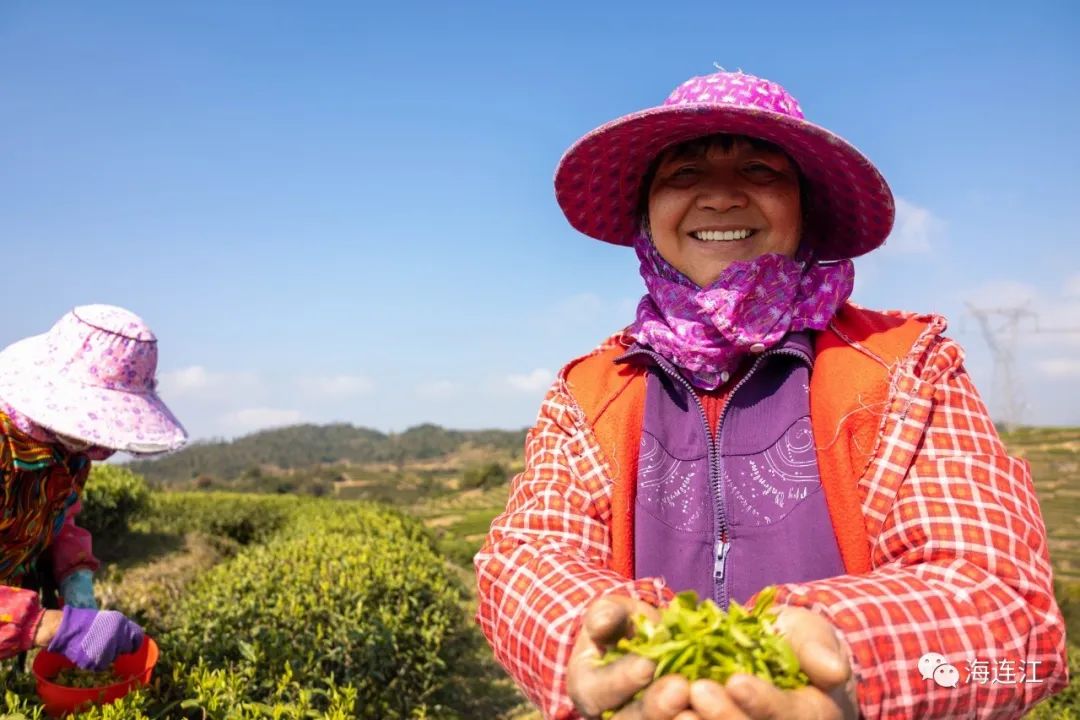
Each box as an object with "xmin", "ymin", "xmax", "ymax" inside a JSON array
[{"xmin": 626, "ymin": 331, "xmax": 845, "ymax": 608}]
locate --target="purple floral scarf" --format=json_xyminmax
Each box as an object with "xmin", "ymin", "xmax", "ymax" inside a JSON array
[{"xmin": 628, "ymin": 235, "xmax": 855, "ymax": 390}]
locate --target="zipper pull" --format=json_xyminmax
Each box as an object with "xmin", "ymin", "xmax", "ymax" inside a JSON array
[{"xmin": 714, "ymin": 539, "xmax": 731, "ymax": 581}]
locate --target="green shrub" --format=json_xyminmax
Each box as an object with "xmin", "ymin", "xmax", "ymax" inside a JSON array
[
  {"xmin": 435, "ymin": 533, "xmax": 482, "ymax": 568},
  {"xmin": 160, "ymin": 503, "xmax": 480, "ymax": 717},
  {"xmin": 165, "ymin": 661, "xmax": 363, "ymax": 719},
  {"xmin": 79, "ymin": 465, "xmax": 151, "ymax": 537},
  {"xmin": 3, "ymin": 495, "xmax": 519, "ymax": 718},
  {"xmin": 1, "ymin": 673, "xmax": 44, "ymax": 719},
  {"xmin": 461, "ymin": 461, "xmax": 508, "ymax": 490},
  {"xmin": 139, "ymin": 492, "xmax": 296, "ymax": 545},
  {"xmin": 1025, "ymin": 642, "xmax": 1079, "ymax": 717}
]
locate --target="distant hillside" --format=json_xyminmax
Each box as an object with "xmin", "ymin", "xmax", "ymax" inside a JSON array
[{"xmin": 128, "ymin": 422, "xmax": 528, "ymax": 485}]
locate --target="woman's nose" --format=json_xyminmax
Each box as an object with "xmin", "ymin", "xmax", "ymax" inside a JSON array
[{"xmin": 695, "ymin": 175, "xmax": 749, "ymax": 212}]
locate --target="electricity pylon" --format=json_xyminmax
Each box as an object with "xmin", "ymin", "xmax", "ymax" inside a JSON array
[{"xmin": 965, "ymin": 303, "xmax": 1037, "ymax": 431}]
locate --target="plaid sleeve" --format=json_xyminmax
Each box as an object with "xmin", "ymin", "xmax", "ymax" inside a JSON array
[
  {"xmin": 475, "ymin": 379, "xmax": 673, "ymax": 720},
  {"xmin": 774, "ymin": 336, "xmax": 1068, "ymax": 719}
]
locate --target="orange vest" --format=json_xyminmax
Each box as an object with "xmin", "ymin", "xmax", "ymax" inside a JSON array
[{"xmin": 563, "ymin": 303, "xmax": 929, "ymax": 580}]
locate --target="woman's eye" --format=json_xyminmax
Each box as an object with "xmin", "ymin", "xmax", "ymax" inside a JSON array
[
  {"xmin": 743, "ymin": 162, "xmax": 780, "ymax": 179},
  {"xmin": 667, "ymin": 165, "xmax": 700, "ymax": 180}
]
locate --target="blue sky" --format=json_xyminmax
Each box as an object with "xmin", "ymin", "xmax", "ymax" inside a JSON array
[{"xmin": 2, "ymin": 1, "xmax": 1078, "ymax": 441}]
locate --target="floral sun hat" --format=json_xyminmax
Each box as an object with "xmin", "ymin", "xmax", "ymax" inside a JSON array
[
  {"xmin": 554, "ymin": 70, "xmax": 894, "ymax": 261},
  {"xmin": 0, "ymin": 304, "xmax": 188, "ymax": 454}
]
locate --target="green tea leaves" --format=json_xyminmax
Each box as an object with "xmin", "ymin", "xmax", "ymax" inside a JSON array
[
  {"xmin": 597, "ymin": 587, "xmax": 808, "ymax": 716},
  {"xmin": 51, "ymin": 668, "xmax": 126, "ymax": 689}
]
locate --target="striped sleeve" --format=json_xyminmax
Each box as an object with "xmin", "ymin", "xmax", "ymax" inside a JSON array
[
  {"xmin": 773, "ymin": 336, "xmax": 1068, "ymax": 719},
  {"xmin": 474, "ymin": 379, "xmax": 673, "ymax": 720}
]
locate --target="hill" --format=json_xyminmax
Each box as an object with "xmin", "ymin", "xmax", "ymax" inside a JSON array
[
  {"xmin": 127, "ymin": 422, "xmax": 528, "ymax": 486},
  {"xmin": 129, "ymin": 422, "xmax": 1079, "ymax": 585}
]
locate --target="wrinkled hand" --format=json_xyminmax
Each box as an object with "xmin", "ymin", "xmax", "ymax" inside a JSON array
[
  {"xmin": 47, "ymin": 606, "xmax": 144, "ymax": 671},
  {"xmin": 568, "ymin": 599, "xmax": 856, "ymax": 720},
  {"xmin": 568, "ymin": 595, "xmax": 698, "ymax": 719},
  {"xmin": 60, "ymin": 569, "xmax": 98, "ymax": 609},
  {"xmin": 687, "ymin": 606, "xmax": 857, "ymax": 720}
]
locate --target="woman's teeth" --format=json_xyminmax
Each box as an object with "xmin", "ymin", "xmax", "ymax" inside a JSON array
[{"xmin": 691, "ymin": 229, "xmax": 754, "ymax": 241}]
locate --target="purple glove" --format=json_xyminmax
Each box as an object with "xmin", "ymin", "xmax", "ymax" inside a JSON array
[{"xmin": 47, "ymin": 606, "xmax": 144, "ymax": 671}]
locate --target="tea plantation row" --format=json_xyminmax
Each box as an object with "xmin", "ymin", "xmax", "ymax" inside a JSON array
[{"xmin": 1, "ymin": 468, "xmax": 518, "ymax": 719}]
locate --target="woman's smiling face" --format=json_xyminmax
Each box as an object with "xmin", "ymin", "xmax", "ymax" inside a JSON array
[{"xmin": 645, "ymin": 135, "xmax": 803, "ymax": 287}]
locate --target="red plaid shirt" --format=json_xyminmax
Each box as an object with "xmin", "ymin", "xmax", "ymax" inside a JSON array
[{"xmin": 475, "ymin": 313, "xmax": 1067, "ymax": 719}]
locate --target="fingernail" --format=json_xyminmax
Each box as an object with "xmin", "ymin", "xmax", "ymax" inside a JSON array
[
  {"xmin": 727, "ymin": 679, "xmax": 751, "ymax": 705},
  {"xmin": 632, "ymin": 656, "xmax": 655, "ymax": 683},
  {"xmin": 808, "ymin": 641, "xmax": 846, "ymax": 676}
]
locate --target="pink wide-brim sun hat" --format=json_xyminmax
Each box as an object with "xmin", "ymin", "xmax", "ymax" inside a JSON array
[
  {"xmin": 0, "ymin": 305, "xmax": 188, "ymax": 454},
  {"xmin": 554, "ymin": 71, "xmax": 894, "ymax": 262}
]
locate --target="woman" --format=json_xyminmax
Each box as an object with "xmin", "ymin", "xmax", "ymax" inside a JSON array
[
  {"xmin": 0, "ymin": 304, "xmax": 187, "ymax": 670},
  {"xmin": 474, "ymin": 71, "xmax": 1067, "ymax": 719}
]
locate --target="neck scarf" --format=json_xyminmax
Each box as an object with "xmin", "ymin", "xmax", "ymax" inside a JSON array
[{"xmin": 628, "ymin": 235, "xmax": 855, "ymax": 390}]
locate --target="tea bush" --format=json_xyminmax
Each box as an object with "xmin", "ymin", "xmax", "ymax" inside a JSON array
[
  {"xmin": 78, "ymin": 465, "xmax": 151, "ymax": 537},
  {"xmin": 1, "ymin": 668, "xmax": 45, "ymax": 719},
  {"xmin": 2, "ymin": 494, "xmax": 518, "ymax": 718},
  {"xmin": 157, "ymin": 501, "xmax": 490, "ymax": 718},
  {"xmin": 139, "ymin": 492, "xmax": 296, "ymax": 545}
]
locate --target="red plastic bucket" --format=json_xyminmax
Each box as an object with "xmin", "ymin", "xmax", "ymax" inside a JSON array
[{"xmin": 32, "ymin": 636, "xmax": 159, "ymax": 716}]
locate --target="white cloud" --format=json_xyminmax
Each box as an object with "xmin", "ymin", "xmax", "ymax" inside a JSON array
[
  {"xmin": 297, "ymin": 374, "xmax": 373, "ymax": 396},
  {"xmin": 1037, "ymin": 359, "xmax": 1080, "ymax": 378},
  {"xmin": 546, "ymin": 293, "xmax": 641, "ymax": 333},
  {"xmin": 161, "ymin": 365, "xmax": 212, "ymax": 392},
  {"xmin": 1064, "ymin": 273, "xmax": 1080, "ymax": 299},
  {"xmin": 545, "ymin": 293, "xmax": 606, "ymax": 335},
  {"xmin": 415, "ymin": 380, "xmax": 463, "ymax": 399},
  {"xmin": 158, "ymin": 366, "xmax": 261, "ymax": 396},
  {"xmin": 506, "ymin": 369, "xmax": 554, "ymax": 393},
  {"xmin": 964, "ymin": 280, "xmax": 1037, "ymax": 309},
  {"xmin": 536, "ymin": 293, "xmax": 642, "ymax": 360},
  {"xmin": 556, "ymin": 293, "xmax": 605, "ymax": 319},
  {"xmin": 883, "ymin": 197, "xmax": 945, "ymax": 254},
  {"xmin": 219, "ymin": 407, "xmax": 303, "ymax": 436},
  {"xmin": 616, "ymin": 296, "xmax": 641, "ymax": 320}
]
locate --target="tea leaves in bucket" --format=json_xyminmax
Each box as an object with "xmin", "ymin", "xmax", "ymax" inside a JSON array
[{"xmin": 51, "ymin": 667, "xmax": 126, "ymax": 689}]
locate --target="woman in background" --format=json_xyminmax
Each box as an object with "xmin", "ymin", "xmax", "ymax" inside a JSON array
[{"xmin": 0, "ymin": 304, "xmax": 187, "ymax": 670}]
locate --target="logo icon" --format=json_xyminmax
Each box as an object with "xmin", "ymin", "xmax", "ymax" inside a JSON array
[
  {"xmin": 918, "ymin": 652, "xmax": 947, "ymax": 680},
  {"xmin": 919, "ymin": 652, "xmax": 960, "ymax": 688},
  {"xmin": 933, "ymin": 663, "xmax": 960, "ymax": 688}
]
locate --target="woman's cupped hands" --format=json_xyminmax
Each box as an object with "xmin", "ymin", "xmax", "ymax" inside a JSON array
[{"xmin": 567, "ymin": 595, "xmax": 858, "ymax": 720}]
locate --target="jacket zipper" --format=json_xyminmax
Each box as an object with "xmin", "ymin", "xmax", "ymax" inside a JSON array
[
  {"xmin": 620, "ymin": 345, "xmax": 812, "ymax": 609},
  {"xmin": 711, "ymin": 347, "xmax": 811, "ymax": 608}
]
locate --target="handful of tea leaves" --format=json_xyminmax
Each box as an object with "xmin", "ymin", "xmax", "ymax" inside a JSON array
[{"xmin": 598, "ymin": 586, "xmax": 807, "ymax": 715}]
